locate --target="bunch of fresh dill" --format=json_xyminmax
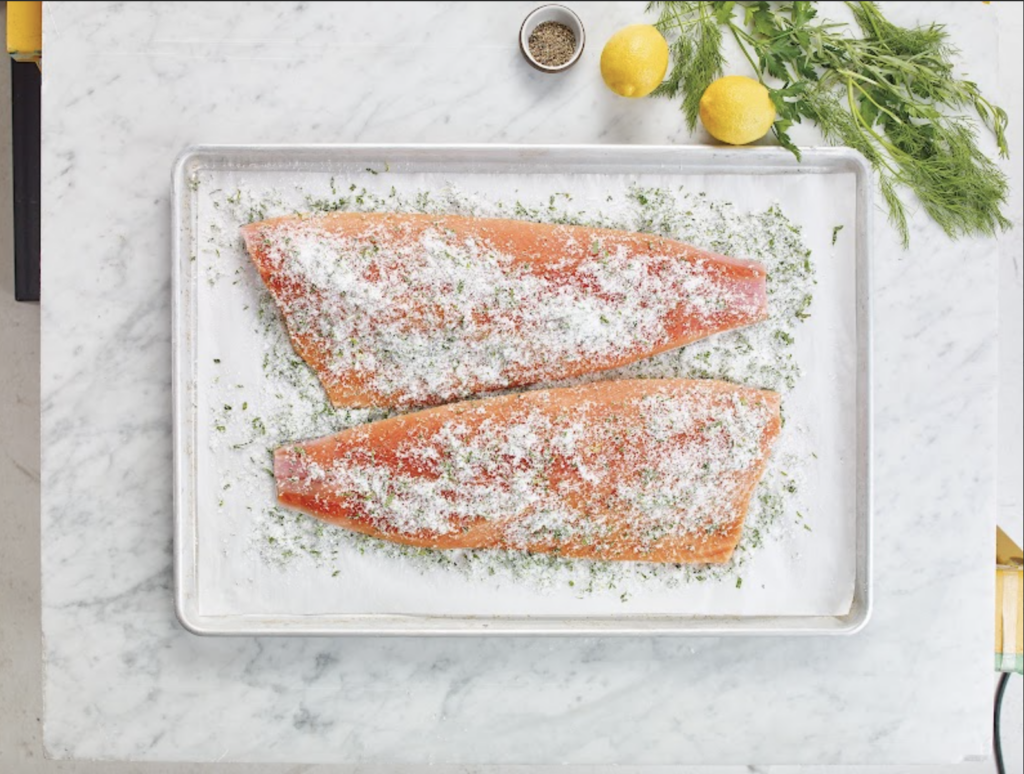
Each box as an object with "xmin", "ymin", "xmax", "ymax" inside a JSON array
[{"xmin": 648, "ymin": 1, "xmax": 1010, "ymax": 246}]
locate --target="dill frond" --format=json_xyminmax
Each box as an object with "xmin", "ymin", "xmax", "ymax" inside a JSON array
[{"xmin": 648, "ymin": 0, "xmax": 1011, "ymax": 246}]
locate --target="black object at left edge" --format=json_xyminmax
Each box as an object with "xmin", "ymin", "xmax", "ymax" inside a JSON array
[{"xmin": 11, "ymin": 59, "xmax": 40, "ymax": 302}]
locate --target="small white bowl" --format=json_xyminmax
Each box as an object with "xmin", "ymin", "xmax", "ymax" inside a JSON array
[{"xmin": 520, "ymin": 4, "xmax": 585, "ymax": 73}]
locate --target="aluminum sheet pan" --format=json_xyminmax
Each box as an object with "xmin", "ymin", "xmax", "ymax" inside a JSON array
[{"xmin": 172, "ymin": 144, "xmax": 872, "ymax": 636}]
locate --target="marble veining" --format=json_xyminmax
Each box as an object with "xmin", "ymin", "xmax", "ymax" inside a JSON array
[{"xmin": 41, "ymin": 1, "xmax": 1002, "ymax": 764}]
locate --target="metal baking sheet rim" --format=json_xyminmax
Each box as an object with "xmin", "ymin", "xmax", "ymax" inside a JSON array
[{"xmin": 171, "ymin": 144, "xmax": 873, "ymax": 637}]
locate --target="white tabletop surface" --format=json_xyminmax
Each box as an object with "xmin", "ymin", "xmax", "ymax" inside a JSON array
[{"xmin": 37, "ymin": 1, "xmax": 1022, "ymax": 766}]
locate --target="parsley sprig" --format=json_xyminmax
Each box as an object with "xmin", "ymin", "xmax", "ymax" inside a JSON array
[{"xmin": 649, "ymin": 1, "xmax": 1010, "ymax": 246}]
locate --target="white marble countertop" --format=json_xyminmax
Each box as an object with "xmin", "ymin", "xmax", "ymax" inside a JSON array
[{"xmin": 39, "ymin": 1, "xmax": 1020, "ymax": 765}]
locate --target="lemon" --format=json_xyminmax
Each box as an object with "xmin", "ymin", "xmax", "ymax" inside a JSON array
[
  {"xmin": 600, "ymin": 25, "xmax": 669, "ymax": 99},
  {"xmin": 699, "ymin": 76, "xmax": 776, "ymax": 145}
]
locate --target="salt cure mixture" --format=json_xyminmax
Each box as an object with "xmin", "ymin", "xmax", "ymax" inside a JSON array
[{"xmin": 200, "ymin": 174, "xmax": 817, "ymax": 596}]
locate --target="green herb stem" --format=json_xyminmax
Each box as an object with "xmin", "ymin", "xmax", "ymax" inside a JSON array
[{"xmin": 648, "ymin": 0, "xmax": 1011, "ymax": 246}]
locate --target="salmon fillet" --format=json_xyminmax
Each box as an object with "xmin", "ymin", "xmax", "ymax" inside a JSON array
[
  {"xmin": 275, "ymin": 379, "xmax": 781, "ymax": 564},
  {"xmin": 242, "ymin": 213, "xmax": 768, "ymax": 409}
]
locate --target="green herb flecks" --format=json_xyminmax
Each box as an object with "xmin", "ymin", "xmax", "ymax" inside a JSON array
[{"xmin": 220, "ymin": 180, "xmax": 814, "ymax": 593}]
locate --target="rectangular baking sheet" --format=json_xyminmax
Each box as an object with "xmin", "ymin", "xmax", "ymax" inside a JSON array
[{"xmin": 172, "ymin": 144, "xmax": 872, "ymax": 635}]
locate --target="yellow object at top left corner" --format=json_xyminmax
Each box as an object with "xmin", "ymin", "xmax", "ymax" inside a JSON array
[{"xmin": 7, "ymin": 1, "xmax": 42, "ymax": 70}]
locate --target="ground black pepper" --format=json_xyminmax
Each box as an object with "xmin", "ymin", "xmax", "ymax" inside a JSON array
[{"xmin": 528, "ymin": 21, "xmax": 576, "ymax": 67}]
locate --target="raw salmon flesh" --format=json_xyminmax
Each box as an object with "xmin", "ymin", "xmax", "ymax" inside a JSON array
[
  {"xmin": 274, "ymin": 379, "xmax": 781, "ymax": 564},
  {"xmin": 242, "ymin": 213, "xmax": 768, "ymax": 408}
]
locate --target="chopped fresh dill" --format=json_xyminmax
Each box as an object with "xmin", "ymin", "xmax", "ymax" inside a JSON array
[{"xmin": 209, "ymin": 179, "xmax": 817, "ymax": 597}]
